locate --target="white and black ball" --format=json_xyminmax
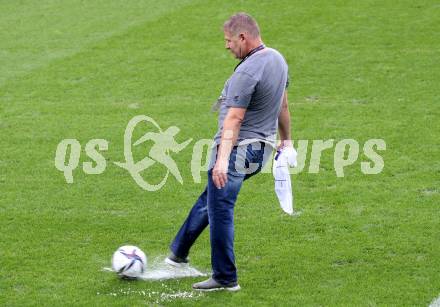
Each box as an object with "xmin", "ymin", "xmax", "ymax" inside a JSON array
[{"xmin": 112, "ymin": 245, "xmax": 147, "ymax": 279}]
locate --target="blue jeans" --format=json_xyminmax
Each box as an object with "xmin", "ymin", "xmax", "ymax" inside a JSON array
[{"xmin": 170, "ymin": 142, "xmax": 268, "ymax": 284}]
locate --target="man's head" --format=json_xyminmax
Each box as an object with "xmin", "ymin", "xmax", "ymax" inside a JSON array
[{"xmin": 223, "ymin": 13, "xmax": 262, "ymax": 59}]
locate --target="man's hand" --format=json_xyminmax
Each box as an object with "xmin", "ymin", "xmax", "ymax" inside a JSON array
[
  {"xmin": 212, "ymin": 158, "xmax": 228, "ymax": 189},
  {"xmin": 277, "ymin": 139, "xmax": 293, "ymax": 151},
  {"xmin": 276, "ymin": 139, "xmax": 297, "ymax": 166},
  {"xmin": 212, "ymin": 107, "xmax": 246, "ymax": 189}
]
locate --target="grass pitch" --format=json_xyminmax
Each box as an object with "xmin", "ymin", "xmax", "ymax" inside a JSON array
[{"xmin": 1, "ymin": 0, "xmax": 439, "ymax": 306}]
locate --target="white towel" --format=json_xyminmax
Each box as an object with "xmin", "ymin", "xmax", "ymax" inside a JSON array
[{"xmin": 273, "ymin": 146, "xmax": 297, "ymax": 215}]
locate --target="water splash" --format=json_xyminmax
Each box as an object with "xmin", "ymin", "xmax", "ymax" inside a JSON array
[
  {"xmin": 96, "ymin": 284, "xmax": 204, "ymax": 303},
  {"xmin": 140, "ymin": 256, "xmax": 208, "ymax": 280},
  {"xmin": 103, "ymin": 255, "xmax": 208, "ymax": 280},
  {"xmin": 430, "ymin": 296, "xmax": 440, "ymax": 307}
]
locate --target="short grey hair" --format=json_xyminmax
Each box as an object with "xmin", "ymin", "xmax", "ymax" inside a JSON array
[{"xmin": 223, "ymin": 13, "xmax": 260, "ymax": 38}]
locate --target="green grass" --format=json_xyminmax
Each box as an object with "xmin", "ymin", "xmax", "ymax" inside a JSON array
[{"xmin": 1, "ymin": 0, "xmax": 439, "ymax": 305}]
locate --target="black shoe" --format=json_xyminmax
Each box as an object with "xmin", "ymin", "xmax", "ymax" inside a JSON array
[
  {"xmin": 164, "ymin": 252, "xmax": 189, "ymax": 268},
  {"xmin": 192, "ymin": 277, "xmax": 241, "ymax": 292}
]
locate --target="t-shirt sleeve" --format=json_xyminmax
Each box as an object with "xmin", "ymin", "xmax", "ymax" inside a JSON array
[{"xmin": 224, "ymin": 72, "xmax": 258, "ymax": 108}]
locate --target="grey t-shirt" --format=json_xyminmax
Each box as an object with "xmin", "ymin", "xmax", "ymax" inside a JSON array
[{"xmin": 213, "ymin": 47, "xmax": 289, "ymax": 148}]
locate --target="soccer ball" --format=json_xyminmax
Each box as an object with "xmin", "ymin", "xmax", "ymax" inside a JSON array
[{"xmin": 112, "ymin": 245, "xmax": 147, "ymax": 279}]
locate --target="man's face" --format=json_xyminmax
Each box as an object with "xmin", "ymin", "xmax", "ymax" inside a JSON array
[{"xmin": 224, "ymin": 31, "xmax": 244, "ymax": 59}]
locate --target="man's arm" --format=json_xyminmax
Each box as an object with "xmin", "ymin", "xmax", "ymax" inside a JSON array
[
  {"xmin": 212, "ymin": 107, "xmax": 246, "ymax": 189},
  {"xmin": 278, "ymin": 91, "xmax": 292, "ymax": 148}
]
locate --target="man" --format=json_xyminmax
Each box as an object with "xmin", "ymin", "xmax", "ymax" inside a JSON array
[{"xmin": 166, "ymin": 12, "xmax": 292, "ymax": 291}]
